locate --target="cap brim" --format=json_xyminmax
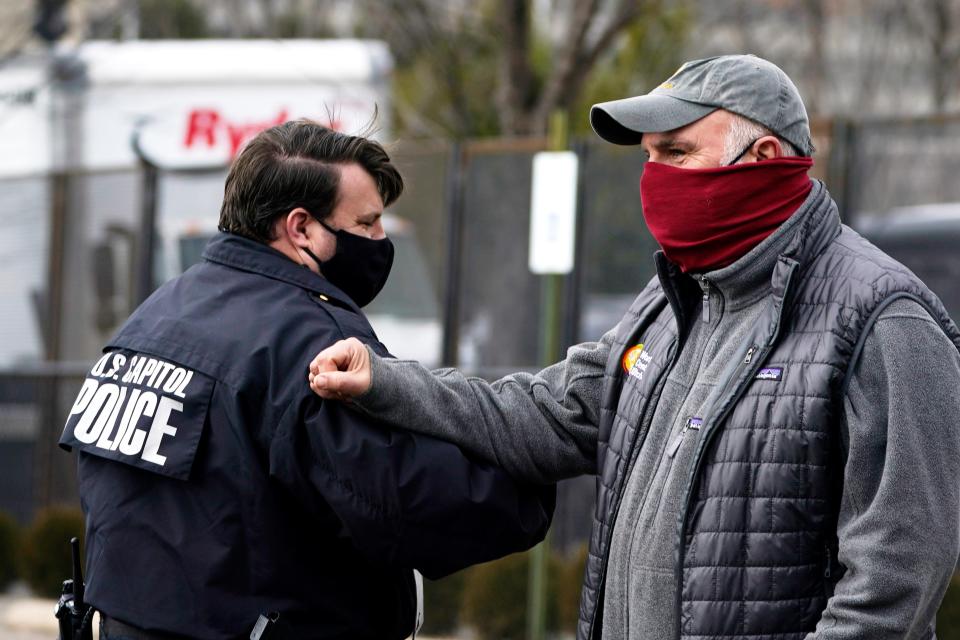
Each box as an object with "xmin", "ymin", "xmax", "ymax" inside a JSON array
[{"xmin": 590, "ymin": 94, "xmax": 717, "ymax": 145}]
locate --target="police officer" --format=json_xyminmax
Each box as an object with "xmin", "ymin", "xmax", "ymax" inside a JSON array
[{"xmin": 59, "ymin": 120, "xmax": 555, "ymax": 640}]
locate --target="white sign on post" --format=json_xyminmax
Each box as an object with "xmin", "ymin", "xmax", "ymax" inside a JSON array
[{"xmin": 528, "ymin": 151, "xmax": 579, "ymax": 274}]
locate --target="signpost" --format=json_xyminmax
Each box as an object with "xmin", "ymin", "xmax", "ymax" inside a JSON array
[{"xmin": 526, "ymin": 111, "xmax": 579, "ymax": 640}]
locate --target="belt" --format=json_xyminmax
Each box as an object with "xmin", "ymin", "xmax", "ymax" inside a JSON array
[{"xmin": 100, "ymin": 615, "xmax": 193, "ymax": 640}]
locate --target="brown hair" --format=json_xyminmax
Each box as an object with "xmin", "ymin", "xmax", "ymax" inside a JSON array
[{"xmin": 218, "ymin": 119, "xmax": 403, "ymax": 242}]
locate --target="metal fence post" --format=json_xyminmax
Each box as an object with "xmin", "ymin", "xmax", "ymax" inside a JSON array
[
  {"xmin": 132, "ymin": 131, "xmax": 159, "ymax": 306},
  {"xmin": 34, "ymin": 169, "xmax": 69, "ymax": 512},
  {"xmin": 827, "ymin": 118, "xmax": 858, "ymax": 225},
  {"xmin": 441, "ymin": 142, "xmax": 466, "ymax": 367},
  {"xmin": 34, "ymin": 48, "xmax": 86, "ymax": 515}
]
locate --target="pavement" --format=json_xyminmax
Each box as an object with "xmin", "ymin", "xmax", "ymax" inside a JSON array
[{"xmin": 0, "ymin": 585, "xmax": 86, "ymax": 640}]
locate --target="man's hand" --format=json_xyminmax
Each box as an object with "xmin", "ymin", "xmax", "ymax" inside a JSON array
[{"xmin": 308, "ymin": 337, "xmax": 372, "ymax": 400}]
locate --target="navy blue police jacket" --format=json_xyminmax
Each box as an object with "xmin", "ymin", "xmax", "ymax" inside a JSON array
[{"xmin": 59, "ymin": 232, "xmax": 555, "ymax": 640}]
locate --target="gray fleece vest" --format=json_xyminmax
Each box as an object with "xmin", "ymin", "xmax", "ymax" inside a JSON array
[{"xmin": 577, "ymin": 184, "xmax": 960, "ymax": 640}]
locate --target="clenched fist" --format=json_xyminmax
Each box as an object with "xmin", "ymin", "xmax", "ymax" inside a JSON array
[{"xmin": 308, "ymin": 337, "xmax": 373, "ymax": 400}]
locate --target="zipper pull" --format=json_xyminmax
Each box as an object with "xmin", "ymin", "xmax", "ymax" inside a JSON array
[
  {"xmin": 699, "ymin": 277, "xmax": 710, "ymax": 323},
  {"xmin": 666, "ymin": 429, "xmax": 685, "ymax": 458},
  {"xmin": 743, "ymin": 345, "xmax": 757, "ymax": 364},
  {"xmin": 824, "ymin": 547, "xmax": 833, "ymax": 579},
  {"xmin": 667, "ymin": 417, "xmax": 702, "ymax": 458}
]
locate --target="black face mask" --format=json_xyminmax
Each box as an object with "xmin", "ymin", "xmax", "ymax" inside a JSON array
[{"xmin": 302, "ymin": 218, "xmax": 394, "ymax": 308}]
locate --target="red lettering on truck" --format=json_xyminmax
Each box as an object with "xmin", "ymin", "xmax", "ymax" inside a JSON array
[
  {"xmin": 183, "ymin": 109, "xmax": 291, "ymax": 156},
  {"xmin": 184, "ymin": 109, "xmax": 220, "ymax": 148}
]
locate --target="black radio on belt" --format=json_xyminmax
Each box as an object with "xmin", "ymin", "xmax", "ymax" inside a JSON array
[{"xmin": 55, "ymin": 537, "xmax": 94, "ymax": 640}]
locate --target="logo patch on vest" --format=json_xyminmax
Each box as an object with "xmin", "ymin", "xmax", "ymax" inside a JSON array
[
  {"xmin": 755, "ymin": 366, "xmax": 783, "ymax": 381},
  {"xmin": 622, "ymin": 343, "xmax": 653, "ymax": 380},
  {"xmin": 59, "ymin": 350, "xmax": 214, "ymax": 480}
]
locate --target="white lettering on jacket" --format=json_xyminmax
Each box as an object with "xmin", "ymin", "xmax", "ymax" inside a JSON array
[{"xmin": 69, "ymin": 354, "xmax": 197, "ymax": 467}]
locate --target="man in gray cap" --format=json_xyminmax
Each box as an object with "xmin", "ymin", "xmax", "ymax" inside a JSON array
[{"xmin": 308, "ymin": 55, "xmax": 960, "ymax": 639}]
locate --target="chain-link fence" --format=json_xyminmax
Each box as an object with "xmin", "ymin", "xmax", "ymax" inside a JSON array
[{"xmin": 5, "ymin": 115, "xmax": 960, "ymax": 553}]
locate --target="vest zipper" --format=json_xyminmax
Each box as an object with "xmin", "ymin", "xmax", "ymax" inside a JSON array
[
  {"xmin": 673, "ymin": 342, "xmax": 766, "ymax": 639},
  {"xmin": 671, "ymin": 246, "xmax": 799, "ymax": 639},
  {"xmin": 667, "ymin": 417, "xmax": 703, "ymax": 459},
  {"xmin": 588, "ymin": 339, "xmax": 680, "ymax": 640},
  {"xmin": 699, "ymin": 277, "xmax": 710, "ymax": 323}
]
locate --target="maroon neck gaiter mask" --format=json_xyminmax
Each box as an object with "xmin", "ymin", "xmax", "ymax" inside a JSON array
[{"xmin": 639, "ymin": 156, "xmax": 814, "ymax": 273}]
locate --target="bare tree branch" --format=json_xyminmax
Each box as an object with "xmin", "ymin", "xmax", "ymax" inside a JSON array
[
  {"xmin": 498, "ymin": 0, "xmax": 534, "ymax": 134},
  {"xmin": 801, "ymin": 0, "xmax": 826, "ymax": 115},
  {"xmin": 372, "ymin": 0, "xmax": 486, "ymax": 137},
  {"xmin": 530, "ymin": 0, "xmax": 657, "ymax": 132},
  {"xmin": 927, "ymin": 0, "xmax": 960, "ymax": 111},
  {"xmin": 528, "ymin": 0, "xmax": 602, "ymax": 133},
  {"xmin": 581, "ymin": 0, "xmax": 653, "ymax": 79},
  {"xmin": 367, "ymin": 0, "xmax": 681, "ymax": 138},
  {"xmin": 897, "ymin": 0, "xmax": 960, "ymax": 112}
]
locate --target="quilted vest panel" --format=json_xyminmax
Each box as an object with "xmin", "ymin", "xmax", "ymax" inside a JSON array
[{"xmin": 577, "ymin": 187, "xmax": 960, "ymax": 640}]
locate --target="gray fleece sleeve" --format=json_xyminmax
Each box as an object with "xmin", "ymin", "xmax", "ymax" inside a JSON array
[
  {"xmin": 809, "ymin": 299, "xmax": 960, "ymax": 639},
  {"xmin": 350, "ymin": 330, "xmax": 615, "ymax": 484}
]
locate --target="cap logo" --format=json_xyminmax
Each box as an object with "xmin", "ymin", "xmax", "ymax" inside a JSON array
[{"xmin": 658, "ymin": 62, "xmax": 689, "ymax": 90}]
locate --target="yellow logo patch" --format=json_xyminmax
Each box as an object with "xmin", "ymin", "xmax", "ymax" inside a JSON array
[
  {"xmin": 622, "ymin": 343, "xmax": 645, "ymax": 373},
  {"xmin": 660, "ymin": 63, "xmax": 686, "ymax": 89}
]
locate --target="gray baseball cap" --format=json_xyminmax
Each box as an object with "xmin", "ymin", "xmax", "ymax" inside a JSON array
[{"xmin": 590, "ymin": 54, "xmax": 814, "ymax": 156}]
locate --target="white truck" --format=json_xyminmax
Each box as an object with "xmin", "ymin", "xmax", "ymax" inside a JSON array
[{"xmin": 0, "ymin": 39, "xmax": 441, "ymax": 369}]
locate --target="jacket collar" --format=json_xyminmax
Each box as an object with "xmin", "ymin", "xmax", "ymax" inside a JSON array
[
  {"xmin": 776, "ymin": 180, "xmax": 842, "ymax": 270},
  {"xmin": 201, "ymin": 232, "xmax": 361, "ymax": 312}
]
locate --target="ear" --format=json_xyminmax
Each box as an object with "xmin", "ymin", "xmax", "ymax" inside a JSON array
[
  {"xmin": 753, "ymin": 135, "xmax": 784, "ymax": 161},
  {"xmin": 283, "ymin": 208, "xmax": 316, "ymax": 249}
]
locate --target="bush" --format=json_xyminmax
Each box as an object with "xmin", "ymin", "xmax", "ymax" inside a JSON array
[
  {"xmin": 555, "ymin": 544, "xmax": 589, "ymax": 631},
  {"xmin": 461, "ymin": 549, "xmax": 562, "ymax": 640},
  {"xmin": 421, "ymin": 570, "xmax": 467, "ymax": 635},
  {"xmin": 0, "ymin": 511, "xmax": 20, "ymax": 591},
  {"xmin": 20, "ymin": 506, "xmax": 85, "ymax": 598},
  {"xmin": 938, "ymin": 573, "xmax": 960, "ymax": 640}
]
